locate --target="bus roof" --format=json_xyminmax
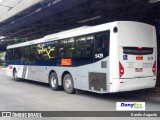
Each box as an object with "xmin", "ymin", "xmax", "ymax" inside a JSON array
[
  {"xmin": 7, "ymin": 21, "xmax": 153, "ymax": 49},
  {"xmin": 7, "ymin": 21, "xmax": 117, "ymax": 49},
  {"xmin": 44, "ymin": 26, "xmax": 90, "ymax": 38}
]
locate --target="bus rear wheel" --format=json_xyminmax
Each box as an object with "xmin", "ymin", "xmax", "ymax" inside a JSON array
[
  {"xmin": 63, "ymin": 74, "xmax": 75, "ymax": 94},
  {"xmin": 49, "ymin": 72, "xmax": 60, "ymax": 91}
]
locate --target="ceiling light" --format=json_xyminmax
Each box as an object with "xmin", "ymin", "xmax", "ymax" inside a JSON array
[
  {"xmin": 77, "ymin": 15, "xmax": 102, "ymax": 23},
  {"xmin": 149, "ymin": 0, "xmax": 160, "ymax": 3},
  {"xmin": 0, "ymin": 0, "xmax": 4, "ymax": 4},
  {"xmin": 0, "ymin": 36, "xmax": 6, "ymax": 39}
]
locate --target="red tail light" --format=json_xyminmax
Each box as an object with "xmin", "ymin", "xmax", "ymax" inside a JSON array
[
  {"xmin": 152, "ymin": 61, "xmax": 156, "ymax": 75},
  {"xmin": 119, "ymin": 62, "xmax": 124, "ymax": 78},
  {"xmin": 9, "ymin": 66, "xmax": 13, "ymax": 69},
  {"xmin": 137, "ymin": 46, "xmax": 142, "ymax": 50}
]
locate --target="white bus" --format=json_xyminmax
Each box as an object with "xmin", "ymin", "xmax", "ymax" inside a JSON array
[{"xmin": 6, "ymin": 21, "xmax": 157, "ymax": 94}]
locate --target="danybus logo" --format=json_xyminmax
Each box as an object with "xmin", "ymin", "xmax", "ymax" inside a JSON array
[{"xmin": 116, "ymin": 102, "xmax": 145, "ymax": 111}]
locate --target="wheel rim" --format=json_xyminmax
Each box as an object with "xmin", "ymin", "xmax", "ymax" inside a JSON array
[
  {"xmin": 65, "ymin": 79, "xmax": 72, "ymax": 90},
  {"xmin": 51, "ymin": 76, "xmax": 57, "ymax": 87}
]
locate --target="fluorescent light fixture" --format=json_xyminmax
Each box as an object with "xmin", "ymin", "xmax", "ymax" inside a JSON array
[
  {"xmin": 0, "ymin": 36, "xmax": 6, "ymax": 39},
  {"xmin": 149, "ymin": 0, "xmax": 160, "ymax": 3},
  {"xmin": 77, "ymin": 15, "xmax": 102, "ymax": 23},
  {"xmin": 0, "ymin": 0, "xmax": 4, "ymax": 4},
  {"xmin": 52, "ymin": 0, "xmax": 61, "ymax": 5}
]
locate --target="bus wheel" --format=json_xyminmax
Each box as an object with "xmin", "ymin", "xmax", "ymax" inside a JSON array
[
  {"xmin": 63, "ymin": 74, "xmax": 75, "ymax": 94},
  {"xmin": 49, "ymin": 72, "xmax": 60, "ymax": 91},
  {"xmin": 13, "ymin": 69, "xmax": 19, "ymax": 81}
]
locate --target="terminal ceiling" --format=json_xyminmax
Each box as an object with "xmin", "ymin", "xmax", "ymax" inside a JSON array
[{"xmin": 0, "ymin": 0, "xmax": 160, "ymax": 51}]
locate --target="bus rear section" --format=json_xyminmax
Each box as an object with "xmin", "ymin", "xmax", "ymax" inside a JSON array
[{"xmin": 112, "ymin": 21, "xmax": 157, "ymax": 92}]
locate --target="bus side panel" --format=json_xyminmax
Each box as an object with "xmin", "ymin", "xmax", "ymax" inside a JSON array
[
  {"xmin": 70, "ymin": 57, "xmax": 109, "ymax": 92},
  {"xmin": 6, "ymin": 65, "xmax": 26, "ymax": 78},
  {"xmin": 23, "ymin": 66, "xmax": 61, "ymax": 84},
  {"xmin": 6, "ymin": 65, "xmax": 50, "ymax": 83}
]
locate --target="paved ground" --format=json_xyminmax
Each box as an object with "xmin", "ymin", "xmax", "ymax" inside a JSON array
[{"xmin": 0, "ymin": 69, "xmax": 160, "ymax": 120}]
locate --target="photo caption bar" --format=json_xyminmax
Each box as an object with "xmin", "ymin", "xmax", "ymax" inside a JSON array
[{"xmin": 0, "ymin": 111, "xmax": 159, "ymax": 117}]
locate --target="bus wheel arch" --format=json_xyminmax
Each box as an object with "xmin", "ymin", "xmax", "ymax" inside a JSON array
[
  {"xmin": 49, "ymin": 70, "xmax": 60, "ymax": 91},
  {"xmin": 62, "ymin": 71, "xmax": 75, "ymax": 94},
  {"xmin": 49, "ymin": 70, "xmax": 56, "ymax": 81}
]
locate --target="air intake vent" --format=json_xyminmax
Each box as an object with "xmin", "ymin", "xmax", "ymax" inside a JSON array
[
  {"xmin": 101, "ymin": 61, "xmax": 107, "ymax": 68},
  {"xmin": 89, "ymin": 72, "xmax": 106, "ymax": 91}
]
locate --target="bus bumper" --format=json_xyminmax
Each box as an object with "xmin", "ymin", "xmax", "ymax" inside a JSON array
[
  {"xmin": 6, "ymin": 66, "xmax": 14, "ymax": 77},
  {"xmin": 112, "ymin": 76, "xmax": 156, "ymax": 92}
]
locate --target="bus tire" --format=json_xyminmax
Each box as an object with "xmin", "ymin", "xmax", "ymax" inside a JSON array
[
  {"xmin": 13, "ymin": 69, "xmax": 19, "ymax": 81},
  {"xmin": 49, "ymin": 72, "xmax": 60, "ymax": 91},
  {"xmin": 63, "ymin": 74, "xmax": 75, "ymax": 94}
]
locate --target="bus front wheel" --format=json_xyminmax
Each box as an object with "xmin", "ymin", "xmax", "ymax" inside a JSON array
[
  {"xmin": 63, "ymin": 74, "xmax": 75, "ymax": 94},
  {"xmin": 13, "ymin": 69, "xmax": 19, "ymax": 81},
  {"xmin": 49, "ymin": 72, "xmax": 60, "ymax": 91}
]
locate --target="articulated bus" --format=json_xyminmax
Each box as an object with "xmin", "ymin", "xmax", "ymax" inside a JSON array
[{"xmin": 6, "ymin": 21, "xmax": 157, "ymax": 94}]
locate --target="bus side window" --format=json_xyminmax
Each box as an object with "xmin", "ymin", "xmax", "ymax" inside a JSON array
[
  {"xmin": 49, "ymin": 41, "xmax": 58, "ymax": 58},
  {"xmin": 59, "ymin": 38, "xmax": 74, "ymax": 58},
  {"xmin": 13, "ymin": 48, "xmax": 22, "ymax": 65},
  {"xmin": 76, "ymin": 35, "xmax": 94, "ymax": 58},
  {"xmin": 95, "ymin": 31, "xmax": 110, "ymax": 58},
  {"xmin": 20, "ymin": 47, "xmax": 27, "ymax": 65},
  {"xmin": 59, "ymin": 40, "xmax": 66, "ymax": 58},
  {"xmin": 23, "ymin": 45, "xmax": 37, "ymax": 65},
  {"xmin": 6, "ymin": 49, "xmax": 14, "ymax": 61}
]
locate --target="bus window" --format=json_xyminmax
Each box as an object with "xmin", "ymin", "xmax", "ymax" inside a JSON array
[
  {"xmin": 37, "ymin": 41, "xmax": 58, "ymax": 60},
  {"xmin": 37, "ymin": 43, "xmax": 49, "ymax": 60},
  {"xmin": 14, "ymin": 48, "xmax": 21, "ymax": 60},
  {"xmin": 75, "ymin": 34, "xmax": 94, "ymax": 66},
  {"xmin": 36, "ymin": 41, "xmax": 59, "ymax": 66},
  {"xmin": 6, "ymin": 49, "xmax": 14, "ymax": 61},
  {"xmin": 94, "ymin": 31, "xmax": 110, "ymax": 60},
  {"xmin": 75, "ymin": 35, "xmax": 94, "ymax": 58},
  {"xmin": 25, "ymin": 46, "xmax": 34, "ymax": 64},
  {"xmin": 20, "ymin": 47, "xmax": 27, "ymax": 65},
  {"xmin": 123, "ymin": 47, "xmax": 153, "ymax": 55},
  {"xmin": 48, "ymin": 41, "xmax": 58, "ymax": 59},
  {"xmin": 59, "ymin": 38, "xmax": 75, "ymax": 58}
]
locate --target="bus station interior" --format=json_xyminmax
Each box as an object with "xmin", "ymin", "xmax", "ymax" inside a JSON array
[{"xmin": 0, "ymin": 0, "xmax": 160, "ymax": 85}]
